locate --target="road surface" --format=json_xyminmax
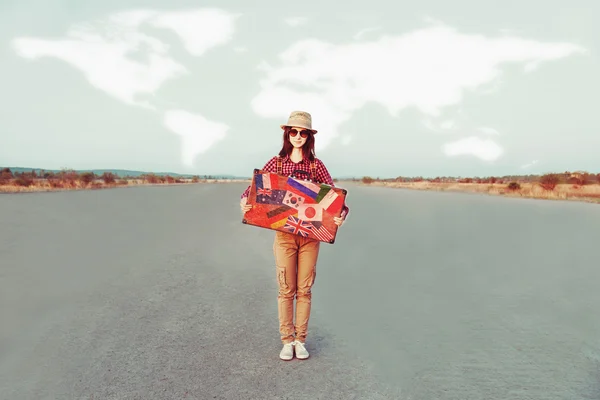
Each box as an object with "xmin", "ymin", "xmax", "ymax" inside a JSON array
[{"xmin": 1, "ymin": 183, "xmax": 599, "ymax": 399}]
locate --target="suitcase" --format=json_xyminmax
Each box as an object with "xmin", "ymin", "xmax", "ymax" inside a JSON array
[{"xmin": 242, "ymin": 168, "xmax": 348, "ymax": 244}]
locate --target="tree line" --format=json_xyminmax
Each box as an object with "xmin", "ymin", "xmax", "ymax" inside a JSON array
[
  {"xmin": 359, "ymin": 171, "xmax": 600, "ymax": 191},
  {"xmin": 0, "ymin": 168, "xmax": 204, "ymax": 188}
]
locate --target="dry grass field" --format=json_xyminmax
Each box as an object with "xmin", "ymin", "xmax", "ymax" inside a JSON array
[
  {"xmin": 0, "ymin": 168, "xmax": 248, "ymax": 194},
  {"xmin": 358, "ymin": 174, "xmax": 600, "ymax": 204}
]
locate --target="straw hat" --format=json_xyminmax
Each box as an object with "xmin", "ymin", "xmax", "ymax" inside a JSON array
[{"xmin": 280, "ymin": 111, "xmax": 317, "ymax": 134}]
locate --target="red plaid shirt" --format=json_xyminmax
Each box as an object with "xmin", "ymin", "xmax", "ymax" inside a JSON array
[{"xmin": 241, "ymin": 155, "xmax": 349, "ymax": 218}]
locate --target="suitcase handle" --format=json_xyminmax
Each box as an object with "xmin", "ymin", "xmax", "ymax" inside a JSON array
[{"xmin": 291, "ymin": 169, "xmax": 312, "ymax": 181}]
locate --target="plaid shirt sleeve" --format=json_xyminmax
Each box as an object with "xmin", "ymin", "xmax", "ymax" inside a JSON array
[
  {"xmin": 315, "ymin": 159, "xmax": 350, "ymax": 219},
  {"xmin": 240, "ymin": 157, "xmax": 277, "ymax": 199}
]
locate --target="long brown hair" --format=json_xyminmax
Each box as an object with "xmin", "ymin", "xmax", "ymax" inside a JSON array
[{"xmin": 278, "ymin": 126, "xmax": 316, "ymax": 161}]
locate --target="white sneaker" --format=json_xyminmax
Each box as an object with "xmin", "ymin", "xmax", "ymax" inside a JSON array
[
  {"xmin": 294, "ymin": 341, "xmax": 309, "ymax": 360},
  {"xmin": 279, "ymin": 342, "xmax": 294, "ymax": 360}
]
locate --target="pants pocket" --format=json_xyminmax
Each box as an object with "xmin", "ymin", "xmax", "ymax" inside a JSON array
[{"xmin": 277, "ymin": 266, "xmax": 288, "ymax": 291}]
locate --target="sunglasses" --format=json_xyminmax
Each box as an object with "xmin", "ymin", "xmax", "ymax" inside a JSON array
[{"xmin": 289, "ymin": 128, "xmax": 312, "ymax": 138}]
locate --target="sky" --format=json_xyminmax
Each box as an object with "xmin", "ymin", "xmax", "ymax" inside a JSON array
[{"xmin": 1, "ymin": 0, "xmax": 598, "ymax": 178}]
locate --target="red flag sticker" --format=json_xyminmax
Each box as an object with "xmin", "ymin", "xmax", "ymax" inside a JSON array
[{"xmin": 298, "ymin": 204, "xmax": 323, "ymax": 221}]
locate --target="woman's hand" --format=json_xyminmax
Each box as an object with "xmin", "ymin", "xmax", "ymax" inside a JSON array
[
  {"xmin": 240, "ymin": 197, "xmax": 252, "ymax": 213},
  {"xmin": 333, "ymin": 216, "xmax": 344, "ymax": 226}
]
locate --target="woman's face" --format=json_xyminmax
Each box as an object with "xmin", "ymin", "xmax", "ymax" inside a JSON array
[{"xmin": 288, "ymin": 126, "xmax": 311, "ymax": 148}]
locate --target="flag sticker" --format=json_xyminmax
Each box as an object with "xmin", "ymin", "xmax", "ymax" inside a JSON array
[
  {"xmin": 267, "ymin": 206, "xmax": 297, "ymax": 225},
  {"xmin": 315, "ymin": 187, "xmax": 331, "ymax": 202},
  {"xmin": 258, "ymin": 187, "xmax": 272, "ymax": 196},
  {"xmin": 318, "ymin": 189, "xmax": 339, "ymax": 210},
  {"xmin": 255, "ymin": 174, "xmax": 263, "ymax": 189},
  {"xmin": 287, "ymin": 178, "xmax": 320, "ymax": 200},
  {"xmin": 299, "ymin": 179, "xmax": 321, "ymax": 193},
  {"xmin": 262, "ymin": 174, "xmax": 272, "ymax": 190},
  {"xmin": 311, "ymin": 225, "xmax": 334, "ymax": 242},
  {"xmin": 271, "ymin": 217, "xmax": 291, "ymax": 229},
  {"xmin": 283, "ymin": 191, "xmax": 305, "ymax": 208},
  {"xmin": 297, "ymin": 204, "xmax": 323, "ymax": 221},
  {"xmin": 267, "ymin": 205, "xmax": 290, "ymax": 219},
  {"xmin": 283, "ymin": 216, "xmax": 312, "ymax": 237},
  {"xmin": 257, "ymin": 189, "xmax": 286, "ymax": 205},
  {"xmin": 256, "ymin": 174, "xmax": 273, "ymax": 196}
]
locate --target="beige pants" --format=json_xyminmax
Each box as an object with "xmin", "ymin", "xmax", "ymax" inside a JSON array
[{"xmin": 273, "ymin": 231, "xmax": 320, "ymax": 344}]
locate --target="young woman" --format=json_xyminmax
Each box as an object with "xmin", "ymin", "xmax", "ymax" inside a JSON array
[{"xmin": 240, "ymin": 111, "xmax": 349, "ymax": 361}]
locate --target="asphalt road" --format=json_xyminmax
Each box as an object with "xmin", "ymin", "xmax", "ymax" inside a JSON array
[{"xmin": 1, "ymin": 183, "xmax": 600, "ymax": 400}]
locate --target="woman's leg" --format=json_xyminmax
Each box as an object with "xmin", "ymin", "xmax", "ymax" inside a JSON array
[
  {"xmin": 294, "ymin": 237, "xmax": 320, "ymax": 344},
  {"xmin": 273, "ymin": 231, "xmax": 298, "ymax": 344}
]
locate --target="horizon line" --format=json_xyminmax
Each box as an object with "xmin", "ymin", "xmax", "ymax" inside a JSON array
[{"xmin": 3, "ymin": 165, "xmax": 599, "ymax": 180}]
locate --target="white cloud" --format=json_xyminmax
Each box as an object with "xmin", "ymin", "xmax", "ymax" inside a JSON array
[
  {"xmin": 11, "ymin": 8, "xmax": 237, "ymax": 163},
  {"xmin": 163, "ymin": 110, "xmax": 228, "ymax": 166},
  {"xmin": 284, "ymin": 17, "xmax": 308, "ymax": 27},
  {"xmin": 442, "ymin": 136, "xmax": 504, "ymax": 161},
  {"xmin": 11, "ymin": 8, "xmax": 238, "ymax": 108},
  {"xmin": 12, "ymin": 26, "xmax": 186, "ymax": 109},
  {"xmin": 149, "ymin": 9, "xmax": 239, "ymax": 56},
  {"xmin": 252, "ymin": 21, "xmax": 586, "ymax": 154}
]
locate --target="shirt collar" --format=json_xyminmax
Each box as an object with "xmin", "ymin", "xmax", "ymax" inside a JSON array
[{"xmin": 282, "ymin": 154, "xmax": 308, "ymax": 164}]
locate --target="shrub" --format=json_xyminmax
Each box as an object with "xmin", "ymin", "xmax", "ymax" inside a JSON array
[
  {"xmin": 539, "ymin": 173, "xmax": 560, "ymax": 191},
  {"xmin": 0, "ymin": 168, "xmax": 12, "ymax": 185},
  {"xmin": 101, "ymin": 172, "xmax": 116, "ymax": 184},
  {"xmin": 362, "ymin": 176, "xmax": 374, "ymax": 184},
  {"xmin": 145, "ymin": 174, "xmax": 159, "ymax": 184},
  {"xmin": 580, "ymin": 175, "xmax": 591, "ymax": 185},
  {"xmin": 79, "ymin": 172, "xmax": 95, "ymax": 186},
  {"xmin": 14, "ymin": 176, "xmax": 34, "ymax": 187},
  {"xmin": 58, "ymin": 170, "xmax": 78, "ymax": 187},
  {"xmin": 0, "ymin": 168, "xmax": 13, "ymax": 184},
  {"xmin": 507, "ymin": 182, "xmax": 521, "ymax": 191},
  {"xmin": 48, "ymin": 179, "xmax": 63, "ymax": 188},
  {"xmin": 567, "ymin": 174, "xmax": 590, "ymax": 186}
]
